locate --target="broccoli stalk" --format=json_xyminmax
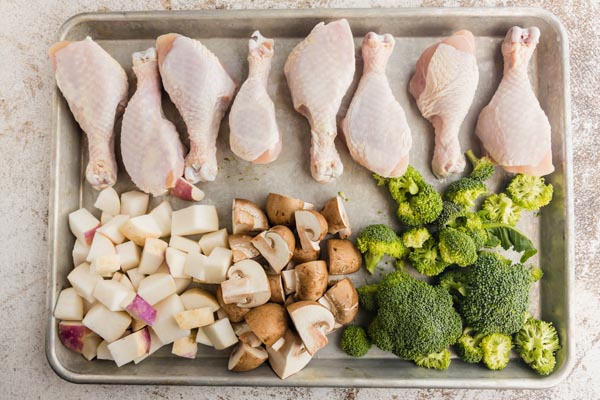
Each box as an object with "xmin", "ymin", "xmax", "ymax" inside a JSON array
[
  {"xmin": 356, "ymin": 224, "xmax": 408, "ymax": 274},
  {"xmin": 455, "ymin": 327, "xmax": 486, "ymax": 364},
  {"xmin": 515, "ymin": 317, "xmax": 561, "ymax": 376},
  {"xmin": 479, "ymin": 193, "xmax": 522, "ymax": 226},
  {"xmin": 413, "ymin": 349, "xmax": 451, "ymax": 370},
  {"xmin": 506, "ymin": 174, "xmax": 553, "ymax": 211},
  {"xmin": 466, "ymin": 150, "xmax": 495, "ymax": 182},
  {"xmin": 481, "ymin": 333, "xmax": 513, "ymax": 370},
  {"xmin": 340, "ymin": 325, "xmax": 371, "ymax": 358}
]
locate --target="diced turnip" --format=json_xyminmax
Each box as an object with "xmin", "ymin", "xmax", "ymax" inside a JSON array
[
  {"xmin": 171, "ymin": 205, "xmax": 219, "ymax": 236},
  {"xmin": 96, "ymin": 340, "xmax": 113, "ymax": 360},
  {"xmin": 149, "ymin": 200, "xmax": 172, "ymax": 237},
  {"xmin": 122, "ymin": 294, "xmax": 157, "ymax": 326},
  {"xmin": 138, "ymin": 238, "xmax": 168, "ymax": 274},
  {"xmin": 82, "ymin": 303, "xmax": 131, "ymax": 342},
  {"xmin": 72, "ymin": 239, "xmax": 90, "ymax": 267},
  {"xmin": 83, "ymin": 298, "xmax": 96, "ymax": 314},
  {"xmin": 116, "ymin": 241, "xmax": 141, "ymax": 271},
  {"xmin": 86, "ymin": 233, "xmax": 116, "ymax": 263},
  {"xmin": 170, "ymin": 177, "xmax": 205, "ymax": 202},
  {"xmin": 155, "ymin": 262, "xmax": 169, "ymax": 274},
  {"xmin": 69, "ymin": 208, "xmax": 100, "ymax": 245},
  {"xmin": 54, "ymin": 287, "xmax": 84, "ymax": 320},
  {"xmin": 184, "ymin": 252, "xmax": 209, "ymax": 281},
  {"xmin": 119, "ymin": 214, "xmax": 162, "ymax": 246},
  {"xmin": 126, "ymin": 267, "xmax": 145, "ymax": 290},
  {"xmin": 94, "ymin": 187, "xmax": 121, "ymax": 215},
  {"xmin": 137, "ymin": 273, "xmax": 176, "ymax": 305},
  {"xmin": 96, "ymin": 214, "xmax": 129, "ymax": 245},
  {"xmin": 67, "ymin": 262, "xmax": 103, "ymax": 303},
  {"xmin": 172, "ymin": 333, "xmax": 198, "ymax": 359},
  {"xmin": 180, "ymin": 288, "xmax": 220, "ymax": 312},
  {"xmin": 100, "ymin": 212, "xmax": 113, "ymax": 225},
  {"xmin": 120, "ymin": 191, "xmax": 149, "ymax": 217},
  {"xmin": 199, "ymin": 228, "xmax": 229, "ymax": 256},
  {"xmin": 196, "ymin": 327, "xmax": 213, "ymax": 347},
  {"xmin": 174, "ymin": 307, "xmax": 214, "ymax": 330},
  {"xmin": 174, "ymin": 277, "xmax": 192, "ymax": 294},
  {"xmin": 93, "ymin": 280, "xmax": 133, "ymax": 311},
  {"xmin": 169, "ymin": 235, "xmax": 199, "ymax": 254},
  {"xmin": 112, "ymin": 272, "xmax": 135, "ymax": 292},
  {"xmin": 134, "ymin": 328, "xmax": 164, "ymax": 364},
  {"xmin": 165, "ymin": 247, "xmax": 188, "ymax": 278},
  {"xmin": 203, "ymin": 318, "xmax": 239, "ymax": 350},
  {"xmin": 152, "ymin": 294, "xmax": 190, "ymax": 344},
  {"xmin": 108, "ymin": 328, "xmax": 151, "ymax": 367},
  {"xmin": 58, "ymin": 321, "xmax": 89, "ymax": 353},
  {"xmin": 203, "ymin": 247, "xmax": 232, "ymax": 284},
  {"xmin": 131, "ymin": 318, "xmax": 147, "ymax": 332},
  {"xmin": 89, "ymin": 254, "xmax": 120, "ymax": 277}
]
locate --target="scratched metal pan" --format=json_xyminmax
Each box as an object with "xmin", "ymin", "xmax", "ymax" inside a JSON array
[{"xmin": 46, "ymin": 8, "xmax": 574, "ymax": 388}]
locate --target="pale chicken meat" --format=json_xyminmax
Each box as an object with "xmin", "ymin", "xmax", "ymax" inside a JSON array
[
  {"xmin": 409, "ymin": 30, "xmax": 479, "ymax": 178},
  {"xmin": 342, "ymin": 33, "xmax": 412, "ymax": 177},
  {"xmin": 49, "ymin": 37, "xmax": 128, "ymax": 190},
  {"xmin": 229, "ymin": 31, "xmax": 281, "ymax": 164},
  {"xmin": 285, "ymin": 19, "xmax": 356, "ymax": 183},
  {"xmin": 156, "ymin": 33, "xmax": 237, "ymax": 183},
  {"xmin": 476, "ymin": 27, "xmax": 553, "ymax": 176}
]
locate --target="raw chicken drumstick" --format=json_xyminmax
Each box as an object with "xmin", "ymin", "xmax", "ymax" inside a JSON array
[
  {"xmin": 229, "ymin": 31, "xmax": 281, "ymax": 164},
  {"xmin": 284, "ymin": 19, "xmax": 356, "ymax": 183},
  {"xmin": 409, "ymin": 30, "xmax": 479, "ymax": 178},
  {"xmin": 156, "ymin": 33, "xmax": 237, "ymax": 183},
  {"xmin": 49, "ymin": 37, "xmax": 128, "ymax": 190},
  {"xmin": 342, "ymin": 32, "xmax": 412, "ymax": 178},
  {"xmin": 120, "ymin": 48, "xmax": 203, "ymax": 201},
  {"xmin": 476, "ymin": 27, "xmax": 553, "ymax": 176}
]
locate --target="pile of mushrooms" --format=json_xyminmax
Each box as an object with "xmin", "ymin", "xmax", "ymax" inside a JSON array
[{"xmin": 222, "ymin": 193, "xmax": 362, "ymax": 378}]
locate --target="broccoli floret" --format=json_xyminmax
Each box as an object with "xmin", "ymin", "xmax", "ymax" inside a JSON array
[
  {"xmin": 466, "ymin": 150, "xmax": 495, "ymax": 182},
  {"xmin": 481, "ymin": 333, "xmax": 513, "ymax": 370},
  {"xmin": 432, "ymin": 201, "xmax": 465, "ymax": 231},
  {"xmin": 479, "ymin": 193, "xmax": 522, "ymax": 226},
  {"xmin": 371, "ymin": 271, "xmax": 462, "ymax": 360},
  {"xmin": 402, "ymin": 227, "xmax": 431, "ymax": 249},
  {"xmin": 357, "ymin": 284, "xmax": 378, "ymax": 312},
  {"xmin": 413, "ymin": 349, "xmax": 451, "ymax": 370},
  {"xmin": 455, "ymin": 327, "xmax": 486, "ymax": 364},
  {"xmin": 444, "ymin": 177, "xmax": 489, "ymax": 209},
  {"xmin": 340, "ymin": 325, "xmax": 371, "ymax": 357},
  {"xmin": 408, "ymin": 237, "xmax": 450, "ymax": 276},
  {"xmin": 515, "ymin": 317, "xmax": 561, "ymax": 376},
  {"xmin": 506, "ymin": 174, "xmax": 553, "ymax": 211},
  {"xmin": 530, "ymin": 266, "xmax": 544, "ymax": 282},
  {"xmin": 438, "ymin": 268, "xmax": 467, "ymax": 300},
  {"xmin": 356, "ymin": 224, "xmax": 407, "ymax": 274},
  {"xmin": 438, "ymin": 227, "xmax": 478, "ymax": 267}
]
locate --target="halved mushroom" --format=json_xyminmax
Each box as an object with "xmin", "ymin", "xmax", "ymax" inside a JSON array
[
  {"xmin": 251, "ymin": 226, "xmax": 295, "ymax": 273},
  {"xmin": 228, "ymin": 342, "xmax": 268, "ymax": 372},
  {"xmin": 229, "ymin": 234, "xmax": 260, "ymax": 262},
  {"xmin": 287, "ymin": 301, "xmax": 335, "ymax": 355},
  {"xmin": 327, "ymin": 239, "xmax": 362, "ymax": 275},
  {"xmin": 295, "ymin": 261, "xmax": 328, "ymax": 301},
  {"xmin": 266, "ymin": 330, "xmax": 312, "ymax": 379},
  {"xmin": 318, "ymin": 278, "xmax": 358, "ymax": 326},
  {"xmin": 232, "ymin": 199, "xmax": 269, "ymax": 235},
  {"xmin": 232, "ymin": 322, "xmax": 262, "ymax": 347},
  {"xmin": 320, "ymin": 196, "xmax": 351, "ymax": 239},
  {"xmin": 220, "ymin": 259, "xmax": 271, "ymax": 308},
  {"xmin": 266, "ymin": 193, "xmax": 314, "ymax": 226},
  {"xmin": 216, "ymin": 286, "xmax": 250, "ymax": 323},
  {"xmin": 245, "ymin": 303, "xmax": 289, "ymax": 346},
  {"xmin": 267, "ymin": 274, "xmax": 286, "ymax": 304},
  {"xmin": 283, "ymin": 294, "xmax": 296, "ymax": 308},
  {"xmin": 281, "ymin": 270, "xmax": 297, "ymax": 295},
  {"xmin": 292, "ymin": 246, "xmax": 319, "ymax": 264},
  {"xmin": 295, "ymin": 210, "xmax": 328, "ymax": 252}
]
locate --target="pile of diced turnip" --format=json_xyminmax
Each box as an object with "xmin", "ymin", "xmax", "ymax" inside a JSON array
[{"xmin": 56, "ymin": 189, "xmax": 361, "ymax": 379}]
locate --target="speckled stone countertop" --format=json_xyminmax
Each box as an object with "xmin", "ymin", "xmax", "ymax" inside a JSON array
[{"xmin": 1, "ymin": 0, "xmax": 598, "ymax": 398}]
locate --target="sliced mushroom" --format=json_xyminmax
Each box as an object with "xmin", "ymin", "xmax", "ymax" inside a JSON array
[
  {"xmin": 220, "ymin": 259, "xmax": 270, "ymax": 308},
  {"xmin": 216, "ymin": 286, "xmax": 250, "ymax": 323},
  {"xmin": 318, "ymin": 278, "xmax": 358, "ymax": 326},
  {"xmin": 245, "ymin": 303, "xmax": 289, "ymax": 346},
  {"xmin": 320, "ymin": 196, "xmax": 351, "ymax": 239},
  {"xmin": 267, "ymin": 330, "xmax": 313, "ymax": 379},
  {"xmin": 292, "ymin": 246, "xmax": 319, "ymax": 264},
  {"xmin": 229, "ymin": 234, "xmax": 260, "ymax": 262},
  {"xmin": 266, "ymin": 193, "xmax": 314, "ymax": 226},
  {"xmin": 281, "ymin": 270, "xmax": 297, "ymax": 295},
  {"xmin": 327, "ymin": 239, "xmax": 362, "ymax": 275},
  {"xmin": 251, "ymin": 226, "xmax": 295, "ymax": 273},
  {"xmin": 228, "ymin": 342, "xmax": 268, "ymax": 372},
  {"xmin": 232, "ymin": 322, "xmax": 262, "ymax": 347},
  {"xmin": 267, "ymin": 274, "xmax": 286, "ymax": 304},
  {"xmin": 287, "ymin": 301, "xmax": 335, "ymax": 355},
  {"xmin": 283, "ymin": 294, "xmax": 296, "ymax": 308},
  {"xmin": 295, "ymin": 210, "xmax": 328, "ymax": 252},
  {"xmin": 295, "ymin": 261, "xmax": 328, "ymax": 301},
  {"xmin": 232, "ymin": 198, "xmax": 269, "ymax": 234}
]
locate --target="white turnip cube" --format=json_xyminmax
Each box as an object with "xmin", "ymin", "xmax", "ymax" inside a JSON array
[
  {"xmin": 172, "ymin": 333, "xmax": 197, "ymax": 359},
  {"xmin": 112, "ymin": 272, "xmax": 135, "ymax": 292},
  {"xmin": 86, "ymin": 233, "xmax": 116, "ymax": 263},
  {"xmin": 96, "ymin": 214, "xmax": 129, "ymax": 245},
  {"xmin": 203, "ymin": 318, "xmax": 238, "ymax": 350},
  {"xmin": 137, "ymin": 273, "xmax": 176, "ymax": 305},
  {"xmin": 183, "ymin": 252, "xmax": 208, "ymax": 281},
  {"xmin": 67, "ymin": 263, "xmax": 103, "ymax": 303},
  {"xmin": 180, "ymin": 288, "xmax": 220, "ymax": 312},
  {"xmin": 195, "ymin": 327, "xmax": 213, "ymax": 347},
  {"xmin": 131, "ymin": 319, "xmax": 147, "ymax": 332},
  {"xmin": 94, "ymin": 187, "xmax": 120, "ymax": 215},
  {"xmin": 69, "ymin": 208, "xmax": 100, "ymax": 245},
  {"xmin": 83, "ymin": 298, "xmax": 96, "ymax": 315},
  {"xmin": 89, "ymin": 254, "xmax": 120, "ymax": 277},
  {"xmin": 152, "ymin": 294, "xmax": 190, "ymax": 344},
  {"xmin": 119, "ymin": 214, "xmax": 162, "ymax": 246},
  {"xmin": 199, "ymin": 228, "xmax": 229, "ymax": 256},
  {"xmin": 126, "ymin": 268, "xmax": 145, "ymax": 290},
  {"xmin": 82, "ymin": 303, "xmax": 131, "ymax": 342},
  {"xmin": 134, "ymin": 328, "xmax": 164, "ymax": 364},
  {"xmin": 156, "ymin": 262, "xmax": 169, "ymax": 274},
  {"xmin": 93, "ymin": 280, "xmax": 133, "ymax": 311},
  {"xmin": 108, "ymin": 328, "xmax": 151, "ymax": 367},
  {"xmin": 96, "ymin": 340, "xmax": 113, "ymax": 360},
  {"xmin": 122, "ymin": 294, "xmax": 157, "ymax": 326},
  {"xmin": 81, "ymin": 332, "xmax": 102, "ymax": 360},
  {"xmin": 100, "ymin": 212, "xmax": 113, "ymax": 225},
  {"xmin": 149, "ymin": 200, "xmax": 172, "ymax": 237},
  {"xmin": 138, "ymin": 238, "xmax": 168, "ymax": 274},
  {"xmin": 174, "ymin": 307, "xmax": 214, "ymax": 330},
  {"xmin": 72, "ymin": 239, "xmax": 90, "ymax": 267},
  {"xmin": 203, "ymin": 247, "xmax": 232, "ymax": 284},
  {"xmin": 57, "ymin": 321, "xmax": 102, "ymax": 360},
  {"xmin": 174, "ymin": 277, "xmax": 192, "ymax": 294},
  {"xmin": 171, "ymin": 205, "xmax": 219, "ymax": 236},
  {"xmin": 54, "ymin": 287, "xmax": 84, "ymax": 320},
  {"xmin": 165, "ymin": 247, "xmax": 188, "ymax": 278},
  {"xmin": 120, "ymin": 191, "xmax": 149, "ymax": 217},
  {"xmin": 169, "ymin": 235, "xmax": 199, "ymax": 254},
  {"xmin": 116, "ymin": 241, "xmax": 141, "ymax": 271}
]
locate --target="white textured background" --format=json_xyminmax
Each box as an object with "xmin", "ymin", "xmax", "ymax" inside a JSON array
[{"xmin": 1, "ymin": 0, "xmax": 598, "ymax": 399}]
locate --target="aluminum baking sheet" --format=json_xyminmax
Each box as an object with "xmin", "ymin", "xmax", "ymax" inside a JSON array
[{"xmin": 46, "ymin": 8, "xmax": 574, "ymax": 388}]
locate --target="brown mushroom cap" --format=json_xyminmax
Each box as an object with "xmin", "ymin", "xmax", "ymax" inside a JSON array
[
  {"xmin": 232, "ymin": 198, "xmax": 269, "ymax": 234},
  {"xmin": 322, "ymin": 278, "xmax": 359, "ymax": 325},
  {"xmin": 266, "ymin": 193, "xmax": 314, "ymax": 226},
  {"xmin": 216, "ymin": 286, "xmax": 250, "ymax": 323},
  {"xmin": 245, "ymin": 303, "xmax": 289, "ymax": 346},
  {"xmin": 292, "ymin": 246, "xmax": 320, "ymax": 264},
  {"xmin": 295, "ymin": 261, "xmax": 328, "ymax": 301},
  {"xmin": 228, "ymin": 342, "xmax": 268, "ymax": 372},
  {"xmin": 327, "ymin": 239, "xmax": 362, "ymax": 275},
  {"xmin": 320, "ymin": 196, "xmax": 351, "ymax": 238},
  {"xmin": 267, "ymin": 274, "xmax": 286, "ymax": 304}
]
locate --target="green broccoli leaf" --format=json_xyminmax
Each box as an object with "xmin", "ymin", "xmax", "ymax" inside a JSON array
[{"xmin": 484, "ymin": 223, "xmax": 538, "ymax": 262}]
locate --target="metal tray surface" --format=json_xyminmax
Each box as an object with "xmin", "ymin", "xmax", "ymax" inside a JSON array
[{"xmin": 46, "ymin": 8, "xmax": 574, "ymax": 388}]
